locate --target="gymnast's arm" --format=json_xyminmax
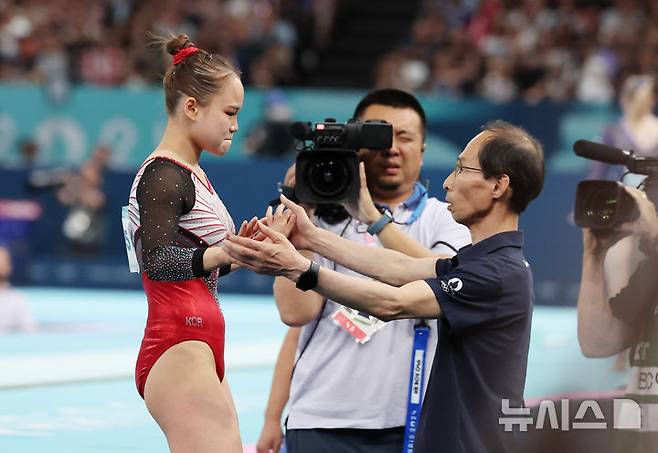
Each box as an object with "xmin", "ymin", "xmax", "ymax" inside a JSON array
[{"xmin": 137, "ymin": 160, "xmax": 231, "ymax": 281}]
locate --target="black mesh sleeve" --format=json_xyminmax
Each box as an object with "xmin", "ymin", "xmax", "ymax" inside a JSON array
[{"xmin": 136, "ymin": 158, "xmax": 208, "ymax": 281}]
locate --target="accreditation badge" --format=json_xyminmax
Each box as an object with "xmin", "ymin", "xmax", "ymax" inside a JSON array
[
  {"xmin": 331, "ymin": 306, "xmax": 386, "ymax": 344},
  {"xmin": 121, "ymin": 206, "xmax": 139, "ymax": 273}
]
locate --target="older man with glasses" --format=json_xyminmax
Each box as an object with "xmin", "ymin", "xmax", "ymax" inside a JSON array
[{"xmin": 226, "ymin": 121, "xmax": 545, "ymax": 453}]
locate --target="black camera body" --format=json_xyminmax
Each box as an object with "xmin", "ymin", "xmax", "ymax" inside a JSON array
[
  {"xmin": 574, "ymin": 180, "xmax": 639, "ymax": 229},
  {"xmin": 292, "ymin": 119, "xmax": 393, "ymax": 204},
  {"xmin": 573, "ymin": 140, "xmax": 658, "ymax": 229}
]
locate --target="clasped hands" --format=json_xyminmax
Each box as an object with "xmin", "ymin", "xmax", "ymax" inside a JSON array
[
  {"xmin": 227, "ymin": 162, "xmax": 381, "ymax": 279},
  {"xmin": 227, "ymin": 196, "xmax": 318, "ymax": 280}
]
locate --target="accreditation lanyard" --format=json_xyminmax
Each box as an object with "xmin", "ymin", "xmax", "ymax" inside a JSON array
[
  {"xmin": 373, "ymin": 182, "xmax": 428, "ymax": 229},
  {"xmin": 403, "ymin": 322, "xmax": 430, "ymax": 453},
  {"xmin": 401, "ymin": 183, "xmax": 428, "ymax": 226}
]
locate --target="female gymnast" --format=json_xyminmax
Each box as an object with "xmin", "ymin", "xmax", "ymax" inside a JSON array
[{"xmin": 126, "ymin": 34, "xmax": 287, "ymax": 452}]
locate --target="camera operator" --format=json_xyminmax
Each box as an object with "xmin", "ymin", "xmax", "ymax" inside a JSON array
[
  {"xmin": 256, "ymin": 89, "xmax": 471, "ymax": 453},
  {"xmin": 577, "ymin": 184, "xmax": 658, "ymax": 452}
]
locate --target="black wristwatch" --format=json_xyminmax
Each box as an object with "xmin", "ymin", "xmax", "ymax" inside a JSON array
[{"xmin": 296, "ymin": 261, "xmax": 320, "ymax": 291}]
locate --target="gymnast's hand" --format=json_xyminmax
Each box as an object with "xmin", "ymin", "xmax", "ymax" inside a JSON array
[
  {"xmin": 236, "ymin": 216, "xmax": 259, "ymax": 239},
  {"xmin": 225, "ymin": 221, "xmax": 309, "ymax": 278},
  {"xmin": 277, "ymin": 194, "xmax": 321, "ymax": 251},
  {"xmin": 250, "ymin": 204, "xmax": 296, "ymax": 241},
  {"xmin": 261, "ymin": 204, "xmax": 296, "ymax": 239}
]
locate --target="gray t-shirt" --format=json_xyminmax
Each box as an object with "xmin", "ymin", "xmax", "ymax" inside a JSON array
[{"xmin": 287, "ymin": 197, "xmax": 471, "ymax": 429}]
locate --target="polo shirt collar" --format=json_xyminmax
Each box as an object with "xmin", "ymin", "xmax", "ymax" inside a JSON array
[
  {"xmin": 456, "ymin": 230, "xmax": 524, "ymax": 262},
  {"xmin": 374, "ymin": 181, "xmax": 427, "ymax": 214}
]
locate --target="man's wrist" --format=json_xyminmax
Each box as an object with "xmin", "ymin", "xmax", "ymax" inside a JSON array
[
  {"xmin": 367, "ymin": 212, "xmax": 393, "ymax": 235},
  {"xmin": 306, "ymin": 226, "xmax": 325, "ymax": 253},
  {"xmin": 294, "ymin": 259, "xmax": 320, "ymax": 291},
  {"xmin": 287, "ymin": 256, "xmax": 312, "ymax": 282},
  {"xmin": 364, "ymin": 205, "xmax": 382, "ymax": 224}
]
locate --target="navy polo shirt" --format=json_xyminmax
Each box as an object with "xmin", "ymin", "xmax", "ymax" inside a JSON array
[{"xmin": 414, "ymin": 231, "xmax": 533, "ymax": 453}]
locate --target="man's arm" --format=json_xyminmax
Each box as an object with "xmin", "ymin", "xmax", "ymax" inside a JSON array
[
  {"xmin": 375, "ymin": 222, "xmax": 441, "ymax": 258},
  {"xmin": 256, "ymin": 327, "xmax": 300, "ymax": 453},
  {"xmin": 224, "ymin": 227, "xmax": 440, "ymax": 321},
  {"xmin": 309, "ymin": 227, "xmax": 439, "ymax": 286},
  {"xmin": 578, "ymin": 187, "xmax": 658, "ymax": 357},
  {"xmin": 309, "ymin": 265, "xmax": 441, "ymax": 321},
  {"xmin": 340, "ymin": 163, "xmax": 452, "ymax": 259},
  {"xmin": 577, "ymin": 234, "xmax": 639, "ymax": 357},
  {"xmin": 273, "ymin": 251, "xmax": 325, "ymax": 326},
  {"xmin": 281, "ymin": 196, "xmax": 439, "ymax": 285}
]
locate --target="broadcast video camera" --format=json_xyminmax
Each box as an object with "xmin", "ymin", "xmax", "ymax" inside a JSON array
[
  {"xmin": 290, "ymin": 118, "xmax": 393, "ymax": 204},
  {"xmin": 573, "ymin": 140, "xmax": 658, "ymax": 229}
]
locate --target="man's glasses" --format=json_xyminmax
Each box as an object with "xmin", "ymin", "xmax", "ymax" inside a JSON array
[{"xmin": 454, "ymin": 163, "xmax": 484, "ymax": 176}]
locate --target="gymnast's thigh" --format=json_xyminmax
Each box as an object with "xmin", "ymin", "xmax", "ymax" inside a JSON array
[{"xmin": 143, "ymin": 340, "xmax": 238, "ymax": 439}]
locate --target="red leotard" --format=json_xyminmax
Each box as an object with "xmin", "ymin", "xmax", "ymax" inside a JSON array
[{"xmin": 126, "ymin": 156, "xmax": 234, "ymax": 397}]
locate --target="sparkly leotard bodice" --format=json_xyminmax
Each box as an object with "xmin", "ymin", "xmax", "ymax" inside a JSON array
[{"xmin": 127, "ymin": 156, "xmax": 235, "ymax": 397}]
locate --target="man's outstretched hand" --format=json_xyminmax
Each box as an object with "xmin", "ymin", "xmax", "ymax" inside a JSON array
[
  {"xmin": 276, "ymin": 194, "xmax": 319, "ymax": 251},
  {"xmin": 225, "ymin": 220, "xmax": 310, "ymax": 279},
  {"xmin": 341, "ymin": 162, "xmax": 381, "ymax": 225}
]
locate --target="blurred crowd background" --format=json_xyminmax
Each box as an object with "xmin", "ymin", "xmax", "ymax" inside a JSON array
[
  {"xmin": 1, "ymin": 0, "xmax": 657, "ymax": 101},
  {"xmin": 0, "ymin": 0, "xmax": 657, "ymax": 304}
]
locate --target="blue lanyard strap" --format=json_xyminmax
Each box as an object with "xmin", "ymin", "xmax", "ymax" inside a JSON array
[
  {"xmin": 403, "ymin": 323, "xmax": 430, "ymax": 452},
  {"xmin": 402, "ymin": 189, "xmax": 428, "ymax": 226},
  {"xmin": 375, "ymin": 181, "xmax": 429, "ymax": 227}
]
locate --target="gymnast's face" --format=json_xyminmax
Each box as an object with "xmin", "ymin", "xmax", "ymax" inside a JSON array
[{"xmin": 187, "ymin": 75, "xmax": 244, "ymax": 157}]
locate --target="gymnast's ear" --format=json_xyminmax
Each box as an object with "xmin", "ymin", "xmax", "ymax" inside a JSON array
[{"xmin": 183, "ymin": 96, "xmax": 200, "ymax": 121}]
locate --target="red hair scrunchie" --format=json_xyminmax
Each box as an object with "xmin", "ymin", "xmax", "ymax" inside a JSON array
[{"xmin": 173, "ymin": 46, "xmax": 199, "ymax": 65}]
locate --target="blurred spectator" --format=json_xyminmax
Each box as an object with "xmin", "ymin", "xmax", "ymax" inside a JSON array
[
  {"xmin": 0, "ymin": 0, "xmax": 311, "ymax": 89},
  {"xmin": 32, "ymin": 29, "xmax": 70, "ymax": 102},
  {"xmin": 244, "ymin": 90, "xmax": 296, "ymax": 157},
  {"xmin": 56, "ymin": 145, "xmax": 109, "ymax": 255},
  {"xmin": 373, "ymin": 51, "xmax": 431, "ymax": 93},
  {"xmin": 249, "ymin": 43, "xmax": 296, "ymax": 88},
  {"xmin": 376, "ymin": 0, "xmax": 658, "ymax": 102},
  {"xmin": 1, "ymin": 0, "xmax": 658, "ymax": 100},
  {"xmin": 19, "ymin": 139, "xmax": 39, "ymax": 169},
  {"xmin": 479, "ymin": 55, "xmax": 517, "ymax": 103},
  {"xmin": 78, "ymin": 36, "xmax": 129, "ymax": 86},
  {"xmin": 598, "ymin": 0, "xmax": 645, "ymax": 46},
  {"xmin": 0, "ymin": 245, "xmax": 36, "ymax": 334},
  {"xmin": 576, "ymin": 47, "xmax": 617, "ymax": 103},
  {"xmin": 588, "ymin": 74, "xmax": 658, "ymax": 181}
]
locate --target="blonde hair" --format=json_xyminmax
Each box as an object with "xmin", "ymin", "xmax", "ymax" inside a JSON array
[{"xmin": 620, "ymin": 74, "xmax": 655, "ymax": 107}]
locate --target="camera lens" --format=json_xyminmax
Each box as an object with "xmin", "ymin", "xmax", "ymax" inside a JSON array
[
  {"xmin": 583, "ymin": 186, "xmax": 618, "ymax": 226},
  {"xmin": 306, "ymin": 158, "xmax": 350, "ymax": 197}
]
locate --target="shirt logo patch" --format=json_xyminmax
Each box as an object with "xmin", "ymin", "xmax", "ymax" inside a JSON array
[{"xmin": 441, "ymin": 277, "xmax": 463, "ymax": 295}]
